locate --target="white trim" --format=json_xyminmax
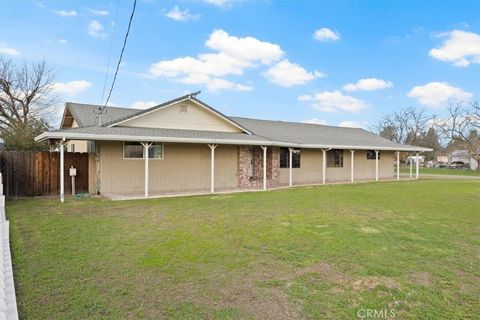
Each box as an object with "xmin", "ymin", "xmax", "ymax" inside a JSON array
[
  {"xmin": 59, "ymin": 138, "xmax": 66, "ymax": 203},
  {"xmin": 208, "ymin": 144, "xmax": 218, "ymax": 193},
  {"xmin": 122, "ymin": 141, "xmax": 164, "ymax": 160},
  {"xmin": 35, "ymin": 132, "xmax": 433, "ymax": 152},
  {"xmin": 261, "ymin": 146, "xmax": 267, "ymax": 191},
  {"xmin": 288, "ymin": 147, "xmax": 293, "ymax": 187},
  {"xmin": 396, "ymin": 151, "xmax": 400, "ymax": 180},
  {"xmin": 416, "ymin": 151, "xmax": 420, "ymax": 180},
  {"xmin": 108, "ymin": 97, "xmax": 252, "ymax": 135},
  {"xmin": 375, "ymin": 150, "xmax": 379, "ymax": 181},
  {"xmin": 350, "ymin": 150, "xmax": 355, "ymax": 183},
  {"xmin": 140, "ymin": 142, "xmax": 153, "ymax": 198}
]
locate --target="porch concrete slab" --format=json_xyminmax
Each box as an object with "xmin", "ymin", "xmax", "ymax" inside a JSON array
[{"xmin": 103, "ymin": 177, "xmax": 417, "ymax": 201}]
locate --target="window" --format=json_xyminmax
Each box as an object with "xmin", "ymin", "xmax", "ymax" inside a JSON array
[
  {"xmin": 123, "ymin": 142, "xmax": 164, "ymax": 159},
  {"xmin": 366, "ymin": 150, "xmax": 380, "ymax": 160},
  {"xmin": 327, "ymin": 149, "xmax": 343, "ymax": 167},
  {"xmin": 279, "ymin": 147, "xmax": 301, "ymax": 168}
]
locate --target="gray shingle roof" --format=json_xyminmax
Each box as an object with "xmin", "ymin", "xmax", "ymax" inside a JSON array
[
  {"xmin": 66, "ymin": 102, "xmax": 138, "ymax": 127},
  {"xmin": 39, "ymin": 98, "xmax": 431, "ymax": 151},
  {"xmin": 231, "ymin": 117, "xmax": 423, "ymax": 150}
]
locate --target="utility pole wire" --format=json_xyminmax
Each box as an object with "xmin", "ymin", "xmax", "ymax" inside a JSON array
[
  {"xmin": 96, "ymin": 0, "xmax": 137, "ymax": 125},
  {"xmin": 100, "ymin": 0, "xmax": 121, "ymax": 104}
]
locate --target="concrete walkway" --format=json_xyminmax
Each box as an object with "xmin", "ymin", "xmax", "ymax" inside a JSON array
[{"xmin": 401, "ymin": 173, "xmax": 480, "ymax": 180}]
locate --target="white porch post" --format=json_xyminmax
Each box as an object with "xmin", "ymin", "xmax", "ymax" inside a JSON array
[
  {"xmin": 322, "ymin": 149, "xmax": 327, "ymax": 185},
  {"xmin": 288, "ymin": 147, "xmax": 293, "ymax": 187},
  {"xmin": 416, "ymin": 152, "xmax": 420, "ymax": 180},
  {"xmin": 396, "ymin": 151, "xmax": 400, "ymax": 180},
  {"xmin": 350, "ymin": 150, "xmax": 355, "ymax": 183},
  {"xmin": 261, "ymin": 146, "xmax": 267, "ymax": 190},
  {"xmin": 208, "ymin": 144, "xmax": 218, "ymax": 193},
  {"xmin": 141, "ymin": 142, "xmax": 152, "ymax": 198},
  {"xmin": 409, "ymin": 153, "xmax": 413, "ymax": 179},
  {"xmin": 59, "ymin": 139, "xmax": 66, "ymax": 203},
  {"xmin": 375, "ymin": 150, "xmax": 379, "ymax": 181}
]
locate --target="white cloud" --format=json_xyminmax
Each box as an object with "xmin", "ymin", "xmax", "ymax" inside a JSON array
[
  {"xmin": 264, "ymin": 59, "xmax": 324, "ymax": 87},
  {"xmin": 338, "ymin": 120, "xmax": 368, "ymax": 129},
  {"xmin": 203, "ymin": 0, "xmax": 232, "ymax": 7},
  {"xmin": 179, "ymin": 73, "xmax": 252, "ymax": 92},
  {"xmin": 205, "ymin": 29, "xmax": 283, "ymax": 64},
  {"xmin": 0, "ymin": 43, "xmax": 20, "ymax": 56},
  {"xmin": 407, "ymin": 82, "xmax": 472, "ymax": 108},
  {"xmin": 130, "ymin": 101, "xmax": 158, "ymax": 109},
  {"xmin": 51, "ymin": 80, "xmax": 91, "ymax": 96},
  {"xmin": 88, "ymin": 20, "xmax": 107, "ymax": 38},
  {"xmin": 343, "ymin": 78, "xmax": 393, "ymax": 92},
  {"xmin": 165, "ymin": 6, "xmax": 200, "ymax": 21},
  {"xmin": 313, "ymin": 28, "xmax": 341, "ymax": 42},
  {"xmin": 149, "ymin": 29, "xmax": 284, "ymax": 91},
  {"xmin": 88, "ymin": 9, "xmax": 110, "ymax": 16},
  {"xmin": 429, "ymin": 30, "xmax": 480, "ymax": 67},
  {"xmin": 54, "ymin": 10, "xmax": 77, "ymax": 17},
  {"xmin": 299, "ymin": 91, "xmax": 368, "ymax": 113},
  {"xmin": 304, "ymin": 118, "xmax": 327, "ymax": 125},
  {"xmin": 58, "ymin": 39, "xmax": 67, "ymax": 44}
]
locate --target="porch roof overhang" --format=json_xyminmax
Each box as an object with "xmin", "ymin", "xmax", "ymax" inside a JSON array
[{"xmin": 35, "ymin": 126, "xmax": 433, "ymax": 152}]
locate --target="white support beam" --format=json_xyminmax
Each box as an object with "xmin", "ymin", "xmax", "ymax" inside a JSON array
[
  {"xmin": 59, "ymin": 139, "xmax": 66, "ymax": 203},
  {"xmin": 350, "ymin": 150, "xmax": 355, "ymax": 183},
  {"xmin": 289, "ymin": 147, "xmax": 293, "ymax": 187},
  {"xmin": 416, "ymin": 152, "xmax": 420, "ymax": 180},
  {"xmin": 409, "ymin": 153, "xmax": 413, "ymax": 179},
  {"xmin": 141, "ymin": 142, "xmax": 152, "ymax": 198},
  {"xmin": 396, "ymin": 151, "xmax": 400, "ymax": 180},
  {"xmin": 322, "ymin": 149, "xmax": 327, "ymax": 185},
  {"xmin": 261, "ymin": 146, "xmax": 267, "ymax": 191},
  {"xmin": 208, "ymin": 144, "xmax": 218, "ymax": 193},
  {"xmin": 375, "ymin": 150, "xmax": 379, "ymax": 181}
]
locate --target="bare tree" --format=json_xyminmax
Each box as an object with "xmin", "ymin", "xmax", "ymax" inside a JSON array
[
  {"xmin": 435, "ymin": 101, "xmax": 480, "ymax": 169},
  {"xmin": 0, "ymin": 56, "xmax": 56, "ymax": 150},
  {"xmin": 374, "ymin": 106, "xmax": 432, "ymax": 145}
]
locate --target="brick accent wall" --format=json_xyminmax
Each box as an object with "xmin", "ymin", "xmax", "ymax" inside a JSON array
[{"xmin": 238, "ymin": 146, "xmax": 280, "ymax": 188}]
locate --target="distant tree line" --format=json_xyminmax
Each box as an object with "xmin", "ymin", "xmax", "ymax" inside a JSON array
[{"xmin": 374, "ymin": 102, "xmax": 480, "ymax": 166}]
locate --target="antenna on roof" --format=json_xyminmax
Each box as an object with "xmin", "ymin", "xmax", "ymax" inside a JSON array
[{"xmin": 188, "ymin": 90, "xmax": 201, "ymax": 98}]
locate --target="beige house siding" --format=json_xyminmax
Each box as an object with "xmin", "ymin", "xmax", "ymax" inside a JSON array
[
  {"xmin": 279, "ymin": 149, "xmax": 394, "ymax": 184},
  {"xmin": 98, "ymin": 141, "xmax": 238, "ymax": 194},
  {"xmin": 119, "ymin": 100, "xmax": 243, "ymax": 133}
]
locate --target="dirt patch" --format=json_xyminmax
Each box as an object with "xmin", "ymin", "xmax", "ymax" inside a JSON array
[
  {"xmin": 360, "ymin": 226, "xmax": 381, "ymax": 234},
  {"xmin": 408, "ymin": 271, "xmax": 432, "ymax": 286},
  {"xmin": 298, "ymin": 262, "xmax": 350, "ymax": 285},
  {"xmin": 352, "ymin": 276, "xmax": 401, "ymax": 291}
]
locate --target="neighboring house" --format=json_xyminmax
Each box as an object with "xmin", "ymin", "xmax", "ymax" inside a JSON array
[
  {"xmin": 449, "ymin": 150, "xmax": 479, "ymax": 170},
  {"xmin": 36, "ymin": 94, "xmax": 431, "ymax": 199},
  {"xmin": 436, "ymin": 155, "xmax": 448, "ymax": 163}
]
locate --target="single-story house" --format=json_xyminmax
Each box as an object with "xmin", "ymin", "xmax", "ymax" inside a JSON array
[
  {"xmin": 36, "ymin": 94, "xmax": 431, "ymax": 201},
  {"xmin": 449, "ymin": 150, "xmax": 479, "ymax": 170}
]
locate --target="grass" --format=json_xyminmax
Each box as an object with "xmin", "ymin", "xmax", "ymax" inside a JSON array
[
  {"xmin": 399, "ymin": 166, "xmax": 480, "ymax": 176},
  {"xmin": 8, "ymin": 180, "xmax": 480, "ymax": 319}
]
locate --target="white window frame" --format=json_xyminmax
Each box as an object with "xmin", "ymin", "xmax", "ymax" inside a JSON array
[{"xmin": 122, "ymin": 142, "xmax": 164, "ymax": 160}]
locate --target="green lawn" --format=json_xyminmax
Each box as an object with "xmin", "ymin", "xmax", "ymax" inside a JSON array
[
  {"xmin": 8, "ymin": 180, "xmax": 480, "ymax": 319},
  {"xmin": 399, "ymin": 166, "xmax": 480, "ymax": 176}
]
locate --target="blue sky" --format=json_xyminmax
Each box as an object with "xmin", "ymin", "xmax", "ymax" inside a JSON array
[{"xmin": 1, "ymin": 0, "xmax": 479, "ymax": 128}]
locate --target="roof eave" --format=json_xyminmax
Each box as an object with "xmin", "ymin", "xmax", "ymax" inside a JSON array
[{"xmin": 35, "ymin": 131, "xmax": 433, "ymax": 152}]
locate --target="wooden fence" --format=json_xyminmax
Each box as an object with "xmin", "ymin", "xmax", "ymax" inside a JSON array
[{"xmin": 0, "ymin": 151, "xmax": 89, "ymax": 198}]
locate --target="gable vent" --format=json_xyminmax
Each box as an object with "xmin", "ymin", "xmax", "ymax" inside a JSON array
[{"xmin": 179, "ymin": 104, "xmax": 188, "ymax": 114}]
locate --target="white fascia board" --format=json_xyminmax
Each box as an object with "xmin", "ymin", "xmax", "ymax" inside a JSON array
[{"xmin": 35, "ymin": 131, "xmax": 432, "ymax": 152}]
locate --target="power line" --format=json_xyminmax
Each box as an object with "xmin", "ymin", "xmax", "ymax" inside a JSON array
[
  {"xmin": 100, "ymin": 0, "xmax": 120, "ymax": 104},
  {"xmin": 95, "ymin": 0, "xmax": 137, "ymax": 124}
]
